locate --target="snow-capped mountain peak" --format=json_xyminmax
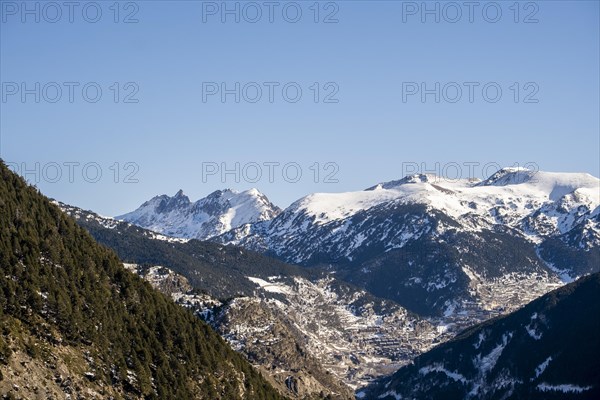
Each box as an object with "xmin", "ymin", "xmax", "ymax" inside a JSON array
[
  {"xmin": 478, "ymin": 168, "xmax": 599, "ymax": 200},
  {"xmin": 116, "ymin": 188, "xmax": 281, "ymax": 240},
  {"xmin": 216, "ymin": 168, "xmax": 599, "ymax": 273},
  {"xmin": 477, "ymin": 166, "xmax": 535, "ymax": 186},
  {"xmin": 366, "ymin": 173, "xmax": 437, "ymax": 190},
  {"xmin": 279, "ymin": 168, "xmax": 598, "ymax": 229}
]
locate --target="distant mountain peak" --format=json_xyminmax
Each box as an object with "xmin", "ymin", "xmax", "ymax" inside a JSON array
[
  {"xmin": 206, "ymin": 188, "xmax": 235, "ymax": 198},
  {"xmin": 366, "ymin": 173, "xmax": 436, "ymax": 190},
  {"xmin": 116, "ymin": 187, "xmax": 280, "ymax": 240},
  {"xmin": 477, "ymin": 167, "xmax": 536, "ymax": 186}
]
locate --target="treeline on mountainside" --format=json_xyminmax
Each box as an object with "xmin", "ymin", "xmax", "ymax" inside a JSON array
[{"xmin": 73, "ymin": 213, "xmax": 321, "ymax": 300}]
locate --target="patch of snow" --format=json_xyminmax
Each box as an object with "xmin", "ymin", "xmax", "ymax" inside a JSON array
[
  {"xmin": 443, "ymin": 301, "xmax": 457, "ymax": 317},
  {"xmin": 436, "ymin": 324, "xmax": 450, "ymax": 334},
  {"xmin": 525, "ymin": 313, "xmax": 543, "ymax": 340},
  {"xmin": 419, "ymin": 364, "xmax": 468, "ymax": 384},
  {"xmin": 377, "ymin": 390, "xmax": 403, "ymax": 399},
  {"xmin": 473, "ymin": 332, "xmax": 512, "ymax": 376},
  {"xmin": 247, "ymin": 276, "xmax": 292, "ymax": 295},
  {"xmin": 537, "ymin": 383, "xmax": 592, "ymax": 393},
  {"xmin": 473, "ymin": 331, "xmax": 486, "ymax": 349},
  {"xmin": 532, "ymin": 356, "xmax": 552, "ymax": 380}
]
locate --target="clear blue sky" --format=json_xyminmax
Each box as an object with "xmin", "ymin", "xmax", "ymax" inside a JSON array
[{"xmin": 1, "ymin": 0, "xmax": 599, "ymax": 216}]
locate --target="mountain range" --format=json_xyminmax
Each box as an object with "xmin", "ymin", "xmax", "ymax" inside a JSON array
[
  {"xmin": 216, "ymin": 168, "xmax": 599, "ymax": 274},
  {"xmin": 118, "ymin": 168, "xmax": 600, "ymax": 318},
  {"xmin": 3, "ymin": 162, "xmax": 598, "ymax": 399},
  {"xmin": 79, "ymin": 166, "xmax": 600, "ymax": 397}
]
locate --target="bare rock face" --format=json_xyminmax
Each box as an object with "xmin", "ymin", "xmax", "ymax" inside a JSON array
[
  {"xmin": 123, "ymin": 264, "xmax": 193, "ymax": 295},
  {"xmin": 213, "ymin": 298, "xmax": 355, "ymax": 399}
]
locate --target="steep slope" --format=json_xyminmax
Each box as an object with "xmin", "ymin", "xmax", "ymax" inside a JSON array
[
  {"xmin": 123, "ymin": 263, "xmax": 355, "ymax": 400},
  {"xmin": 0, "ymin": 161, "xmax": 284, "ymax": 400},
  {"xmin": 361, "ymin": 272, "xmax": 600, "ymax": 400},
  {"xmin": 116, "ymin": 188, "xmax": 280, "ymax": 240},
  {"xmin": 216, "ymin": 169, "xmax": 599, "ymax": 316},
  {"xmin": 223, "ymin": 276, "xmax": 440, "ymax": 390}
]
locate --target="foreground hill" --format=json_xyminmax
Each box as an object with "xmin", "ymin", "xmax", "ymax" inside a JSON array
[
  {"xmin": 361, "ymin": 272, "xmax": 600, "ymax": 399},
  {"xmin": 0, "ymin": 161, "xmax": 283, "ymax": 399}
]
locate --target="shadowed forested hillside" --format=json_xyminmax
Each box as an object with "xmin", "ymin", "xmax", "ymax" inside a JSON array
[{"xmin": 0, "ymin": 161, "xmax": 285, "ymax": 399}]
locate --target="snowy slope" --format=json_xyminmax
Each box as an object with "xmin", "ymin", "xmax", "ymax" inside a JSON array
[
  {"xmin": 296, "ymin": 168, "xmax": 598, "ymax": 236},
  {"xmin": 116, "ymin": 188, "xmax": 280, "ymax": 240},
  {"xmin": 218, "ymin": 168, "xmax": 599, "ymax": 264}
]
